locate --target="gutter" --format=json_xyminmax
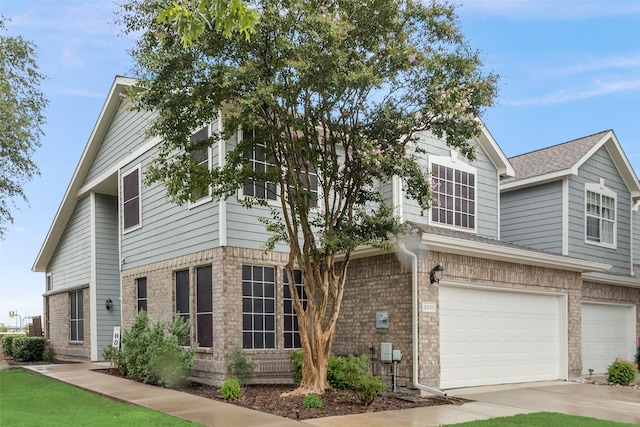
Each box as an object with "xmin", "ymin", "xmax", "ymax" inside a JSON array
[{"xmin": 398, "ymin": 242, "xmax": 447, "ymax": 397}]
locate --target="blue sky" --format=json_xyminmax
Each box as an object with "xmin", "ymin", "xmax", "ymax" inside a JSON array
[{"xmin": 0, "ymin": 0, "xmax": 639, "ymax": 327}]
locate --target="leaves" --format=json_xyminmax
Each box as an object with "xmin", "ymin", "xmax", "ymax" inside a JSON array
[{"xmin": 0, "ymin": 17, "xmax": 48, "ymax": 238}]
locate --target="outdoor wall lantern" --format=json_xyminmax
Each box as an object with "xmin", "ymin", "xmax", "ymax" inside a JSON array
[
  {"xmin": 105, "ymin": 298, "xmax": 113, "ymax": 310},
  {"xmin": 430, "ymin": 263, "xmax": 444, "ymax": 284}
]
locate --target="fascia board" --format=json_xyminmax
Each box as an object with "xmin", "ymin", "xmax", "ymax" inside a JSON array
[
  {"xmin": 422, "ymin": 233, "xmax": 611, "ymax": 273},
  {"xmin": 582, "ymin": 271, "xmax": 640, "ymax": 289},
  {"xmin": 475, "ymin": 124, "xmax": 515, "ymax": 178},
  {"xmin": 32, "ymin": 77, "xmax": 135, "ymax": 272},
  {"xmin": 500, "ymin": 170, "xmax": 571, "ymax": 192}
]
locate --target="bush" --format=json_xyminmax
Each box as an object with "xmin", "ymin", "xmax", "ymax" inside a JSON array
[
  {"xmin": 2, "ymin": 334, "xmax": 23, "ymax": 357},
  {"xmin": 220, "ymin": 377, "xmax": 243, "ymax": 400},
  {"xmin": 11, "ymin": 336, "xmax": 46, "ymax": 361},
  {"xmin": 607, "ymin": 358, "xmax": 638, "ymax": 386},
  {"xmin": 353, "ymin": 373, "xmax": 386, "ymax": 406},
  {"xmin": 120, "ymin": 311, "xmax": 196, "ymax": 389},
  {"xmin": 291, "ymin": 349, "xmax": 304, "ymax": 382},
  {"xmin": 102, "ymin": 345, "xmax": 125, "ymax": 374},
  {"xmin": 43, "ymin": 345, "xmax": 55, "ymax": 363},
  {"xmin": 303, "ymin": 394, "xmax": 323, "ymax": 409},
  {"xmin": 228, "ymin": 347, "xmax": 255, "ymax": 384}
]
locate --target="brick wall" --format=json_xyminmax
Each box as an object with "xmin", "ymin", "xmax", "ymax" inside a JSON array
[
  {"xmin": 582, "ymin": 280, "xmax": 640, "ymax": 344},
  {"xmin": 121, "ymin": 246, "xmax": 295, "ymax": 385},
  {"xmin": 45, "ymin": 286, "xmax": 91, "ymax": 361}
]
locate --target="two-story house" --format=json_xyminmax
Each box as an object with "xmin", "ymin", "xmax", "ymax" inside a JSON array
[
  {"xmin": 35, "ymin": 76, "xmax": 627, "ymax": 393},
  {"xmin": 500, "ymin": 131, "xmax": 640, "ymax": 376}
]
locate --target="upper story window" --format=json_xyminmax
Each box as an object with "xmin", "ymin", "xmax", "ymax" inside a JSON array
[
  {"xmin": 430, "ymin": 152, "xmax": 476, "ymax": 231},
  {"xmin": 242, "ymin": 128, "xmax": 277, "ymax": 201},
  {"xmin": 122, "ymin": 166, "xmax": 141, "ymax": 231},
  {"xmin": 190, "ymin": 126, "xmax": 212, "ymax": 205},
  {"xmin": 585, "ymin": 181, "xmax": 616, "ymax": 246}
]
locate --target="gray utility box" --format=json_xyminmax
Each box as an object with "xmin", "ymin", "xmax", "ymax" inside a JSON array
[{"xmin": 381, "ymin": 342, "xmax": 393, "ymax": 363}]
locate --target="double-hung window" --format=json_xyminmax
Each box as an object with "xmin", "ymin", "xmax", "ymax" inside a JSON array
[
  {"xmin": 175, "ymin": 270, "xmax": 191, "ymax": 346},
  {"xmin": 196, "ymin": 266, "xmax": 213, "ymax": 348},
  {"xmin": 70, "ymin": 290, "xmax": 84, "ymax": 342},
  {"xmin": 430, "ymin": 155, "xmax": 476, "ymax": 230},
  {"xmin": 585, "ymin": 182, "xmax": 616, "ymax": 246},
  {"xmin": 242, "ymin": 129, "xmax": 277, "ymax": 201},
  {"xmin": 122, "ymin": 167, "xmax": 141, "ymax": 231},
  {"xmin": 283, "ymin": 269, "xmax": 307, "ymax": 349},
  {"xmin": 136, "ymin": 278, "xmax": 147, "ymax": 313},
  {"xmin": 190, "ymin": 126, "xmax": 212, "ymax": 204},
  {"xmin": 242, "ymin": 265, "xmax": 276, "ymax": 349}
]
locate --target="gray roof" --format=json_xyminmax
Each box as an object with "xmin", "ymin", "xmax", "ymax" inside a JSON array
[{"xmin": 502, "ymin": 130, "xmax": 610, "ymax": 184}]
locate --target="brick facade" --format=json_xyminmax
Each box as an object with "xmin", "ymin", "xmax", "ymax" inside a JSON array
[
  {"xmin": 44, "ymin": 285, "xmax": 91, "ymax": 361},
  {"xmin": 582, "ymin": 280, "xmax": 640, "ymax": 343}
]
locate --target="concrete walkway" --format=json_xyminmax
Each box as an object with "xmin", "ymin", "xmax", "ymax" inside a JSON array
[{"xmin": 20, "ymin": 363, "xmax": 640, "ymax": 426}]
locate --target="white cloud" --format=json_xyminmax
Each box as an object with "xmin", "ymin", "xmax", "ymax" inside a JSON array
[{"xmin": 505, "ymin": 78, "xmax": 640, "ymax": 106}]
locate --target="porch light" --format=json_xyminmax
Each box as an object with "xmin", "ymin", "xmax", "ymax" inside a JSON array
[
  {"xmin": 430, "ymin": 263, "xmax": 444, "ymax": 284},
  {"xmin": 105, "ymin": 298, "xmax": 113, "ymax": 310}
]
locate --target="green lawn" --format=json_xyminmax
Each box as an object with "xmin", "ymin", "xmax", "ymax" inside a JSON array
[
  {"xmin": 447, "ymin": 412, "xmax": 638, "ymax": 427},
  {"xmin": 0, "ymin": 369, "xmax": 203, "ymax": 426}
]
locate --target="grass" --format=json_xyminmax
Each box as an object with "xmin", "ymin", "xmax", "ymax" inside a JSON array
[
  {"xmin": 447, "ymin": 412, "xmax": 638, "ymax": 427},
  {"xmin": 0, "ymin": 369, "xmax": 203, "ymax": 426}
]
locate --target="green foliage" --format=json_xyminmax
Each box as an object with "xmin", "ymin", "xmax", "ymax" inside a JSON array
[
  {"xmin": 352, "ymin": 373, "xmax": 386, "ymax": 406},
  {"xmin": 11, "ymin": 336, "xmax": 46, "ymax": 361},
  {"xmin": 121, "ymin": 0, "xmax": 498, "ymax": 390},
  {"xmin": 102, "ymin": 345, "xmax": 126, "ymax": 373},
  {"xmin": 290, "ymin": 349, "xmax": 304, "ymax": 382},
  {"xmin": 303, "ymin": 394, "xmax": 323, "ymax": 409},
  {"xmin": 606, "ymin": 358, "xmax": 638, "ymax": 386},
  {"xmin": 120, "ymin": 311, "xmax": 196, "ymax": 388},
  {"xmin": 228, "ymin": 347, "xmax": 255, "ymax": 384},
  {"xmin": 220, "ymin": 377, "xmax": 243, "ymax": 400},
  {"xmin": 42, "ymin": 344, "xmax": 55, "ymax": 363},
  {"xmin": 0, "ymin": 18, "xmax": 48, "ymax": 238},
  {"xmin": 2, "ymin": 334, "xmax": 23, "ymax": 356}
]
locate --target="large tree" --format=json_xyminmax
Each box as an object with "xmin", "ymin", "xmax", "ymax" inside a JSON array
[
  {"xmin": 0, "ymin": 17, "xmax": 47, "ymax": 239},
  {"xmin": 120, "ymin": 0, "xmax": 497, "ymax": 394}
]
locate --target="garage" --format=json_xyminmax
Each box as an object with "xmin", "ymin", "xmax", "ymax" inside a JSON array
[
  {"xmin": 581, "ymin": 303, "xmax": 636, "ymax": 375},
  {"xmin": 440, "ymin": 285, "xmax": 565, "ymax": 389}
]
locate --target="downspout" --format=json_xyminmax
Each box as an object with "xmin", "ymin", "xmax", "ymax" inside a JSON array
[{"xmin": 399, "ymin": 242, "xmax": 447, "ymax": 397}]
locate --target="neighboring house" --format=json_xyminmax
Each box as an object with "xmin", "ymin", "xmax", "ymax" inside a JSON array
[
  {"xmin": 500, "ymin": 130, "xmax": 640, "ymax": 375},
  {"xmin": 34, "ymin": 76, "xmax": 631, "ymax": 393}
]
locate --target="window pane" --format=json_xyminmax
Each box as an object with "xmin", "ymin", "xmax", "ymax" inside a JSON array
[
  {"xmin": 197, "ymin": 266, "xmax": 212, "ymax": 312},
  {"xmin": 124, "ymin": 198, "xmax": 140, "ymax": 229},
  {"xmin": 137, "ymin": 278, "xmax": 147, "ymax": 298},
  {"xmin": 197, "ymin": 313, "xmax": 213, "ymax": 347},
  {"xmin": 123, "ymin": 169, "xmax": 139, "ymax": 201},
  {"xmin": 175, "ymin": 270, "xmax": 190, "ymax": 314}
]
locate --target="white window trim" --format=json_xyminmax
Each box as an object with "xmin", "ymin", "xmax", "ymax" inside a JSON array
[
  {"xmin": 121, "ymin": 165, "xmax": 142, "ymax": 234},
  {"xmin": 428, "ymin": 151, "xmax": 478, "ymax": 233},
  {"xmin": 584, "ymin": 180, "xmax": 617, "ymax": 248},
  {"xmin": 189, "ymin": 124, "xmax": 214, "ymax": 209}
]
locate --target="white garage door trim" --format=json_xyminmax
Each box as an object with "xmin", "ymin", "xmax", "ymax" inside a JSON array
[
  {"xmin": 439, "ymin": 283, "xmax": 568, "ymax": 389},
  {"xmin": 581, "ymin": 302, "xmax": 636, "ymax": 375}
]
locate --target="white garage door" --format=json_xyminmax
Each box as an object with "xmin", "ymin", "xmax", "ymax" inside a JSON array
[
  {"xmin": 581, "ymin": 303, "xmax": 635, "ymax": 375},
  {"xmin": 440, "ymin": 286, "xmax": 563, "ymax": 389}
]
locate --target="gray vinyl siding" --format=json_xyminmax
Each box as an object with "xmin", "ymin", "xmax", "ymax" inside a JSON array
[
  {"xmin": 500, "ymin": 181, "xmax": 563, "ymax": 253},
  {"xmin": 94, "ymin": 194, "xmax": 120, "ymax": 358},
  {"xmin": 83, "ymin": 98, "xmax": 154, "ymax": 185},
  {"xmin": 634, "ymin": 208, "xmax": 640, "ymax": 266},
  {"xmin": 403, "ymin": 132, "xmax": 500, "ymax": 239},
  {"xmin": 48, "ymin": 196, "xmax": 92, "ymax": 290},
  {"xmin": 120, "ymin": 131, "xmax": 222, "ymax": 269},
  {"xmin": 567, "ymin": 146, "xmax": 632, "ymax": 274}
]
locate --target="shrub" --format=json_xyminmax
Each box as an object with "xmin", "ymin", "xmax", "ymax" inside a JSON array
[
  {"xmin": 303, "ymin": 394, "xmax": 323, "ymax": 409},
  {"xmin": 228, "ymin": 347, "xmax": 255, "ymax": 384},
  {"xmin": 43, "ymin": 345, "xmax": 55, "ymax": 363},
  {"xmin": 220, "ymin": 377, "xmax": 243, "ymax": 400},
  {"xmin": 102, "ymin": 345, "xmax": 125, "ymax": 374},
  {"xmin": 353, "ymin": 373, "xmax": 386, "ymax": 406},
  {"xmin": 290, "ymin": 349, "xmax": 304, "ymax": 382},
  {"xmin": 11, "ymin": 336, "xmax": 46, "ymax": 361},
  {"xmin": 2, "ymin": 334, "xmax": 23, "ymax": 357},
  {"xmin": 607, "ymin": 358, "xmax": 638, "ymax": 386},
  {"xmin": 120, "ymin": 311, "xmax": 196, "ymax": 389}
]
